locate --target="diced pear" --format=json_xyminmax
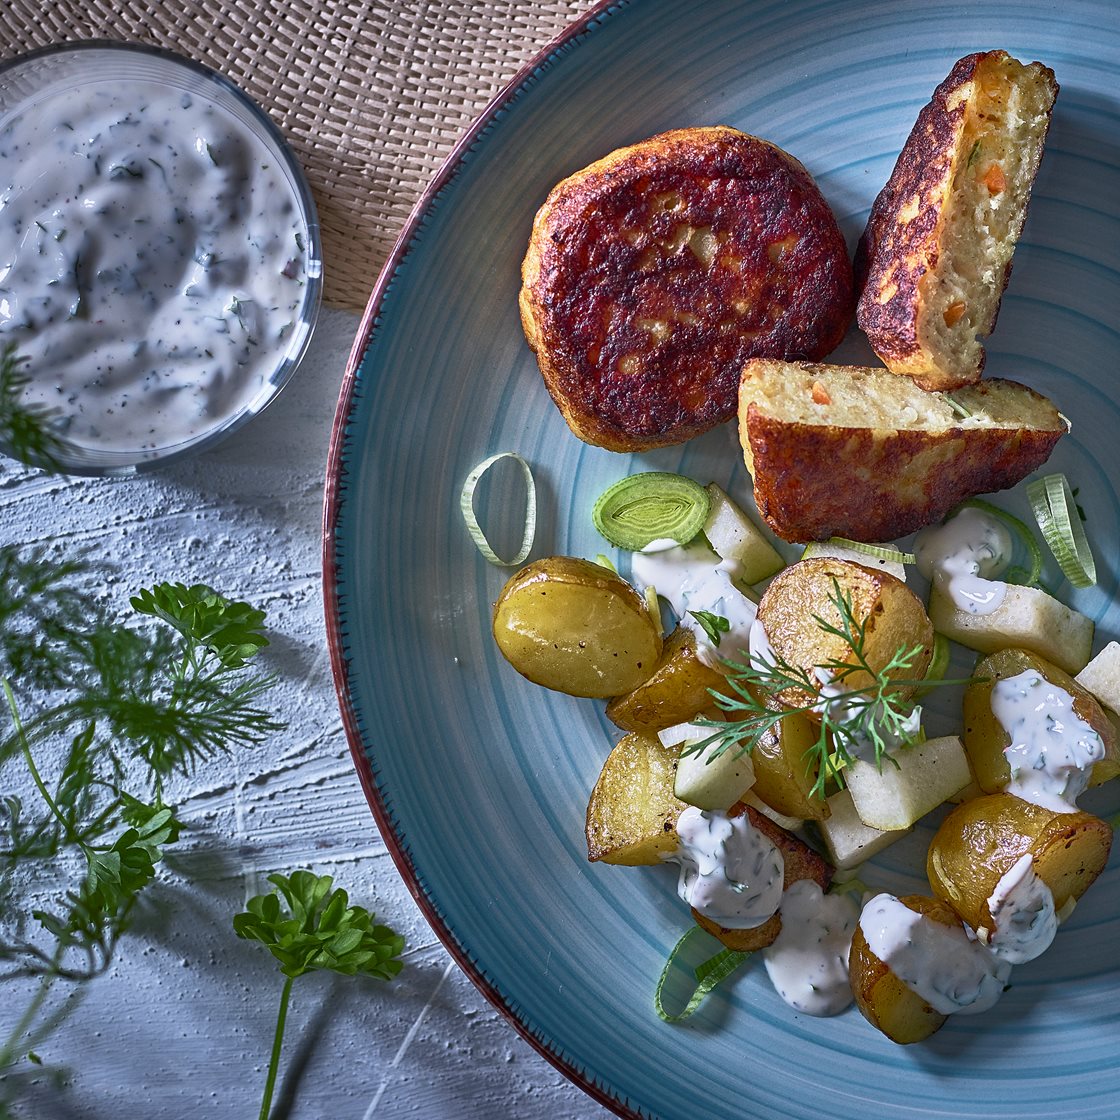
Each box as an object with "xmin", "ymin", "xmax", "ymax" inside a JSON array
[
  {"xmin": 1076, "ymin": 642, "xmax": 1120, "ymax": 715},
  {"xmin": 818, "ymin": 788, "xmax": 908, "ymax": 871},
  {"xmin": 928, "ymin": 583, "xmax": 1093, "ymax": 675},
  {"xmin": 800, "ymin": 540, "xmax": 907, "ymax": 582},
  {"xmin": 845, "ymin": 736, "xmax": 971, "ymax": 832},
  {"xmin": 661, "ymin": 722, "xmax": 756, "ymax": 811},
  {"xmin": 703, "ymin": 483, "xmax": 784, "ymax": 585}
]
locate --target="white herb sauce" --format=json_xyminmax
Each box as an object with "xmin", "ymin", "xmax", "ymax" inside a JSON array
[
  {"xmin": 666, "ymin": 807, "xmax": 784, "ymax": 929},
  {"xmin": 0, "ymin": 81, "xmax": 309, "ymax": 452},
  {"xmin": 990, "ymin": 669, "xmax": 1104, "ymax": 813},
  {"xmin": 632, "ymin": 540, "xmax": 757, "ymax": 669},
  {"xmin": 915, "ymin": 506, "xmax": 1012, "ymax": 615},
  {"xmin": 980, "ymin": 854, "xmax": 1057, "ymax": 965},
  {"xmin": 859, "ymin": 893, "xmax": 1010, "ymax": 1016},
  {"xmin": 762, "ymin": 880, "xmax": 857, "ymax": 1016}
]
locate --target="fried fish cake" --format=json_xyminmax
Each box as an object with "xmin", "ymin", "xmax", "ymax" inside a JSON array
[
  {"xmin": 738, "ymin": 359, "xmax": 1066, "ymax": 543},
  {"xmin": 856, "ymin": 51, "xmax": 1058, "ymax": 391},
  {"xmin": 519, "ymin": 127, "xmax": 853, "ymax": 452}
]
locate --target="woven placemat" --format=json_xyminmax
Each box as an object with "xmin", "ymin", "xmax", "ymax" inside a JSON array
[{"xmin": 3, "ymin": 1, "xmax": 599, "ymax": 310}]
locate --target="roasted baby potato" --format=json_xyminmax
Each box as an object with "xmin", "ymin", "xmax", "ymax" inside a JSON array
[
  {"xmin": 849, "ymin": 894, "xmax": 958, "ymax": 1044},
  {"xmin": 493, "ymin": 556, "xmax": 662, "ymax": 698},
  {"xmin": 605, "ymin": 627, "xmax": 724, "ymax": 733},
  {"xmin": 757, "ymin": 557, "xmax": 934, "ymax": 707},
  {"xmin": 691, "ymin": 804, "xmax": 832, "ymax": 951},
  {"xmin": 962, "ymin": 648, "xmax": 1119, "ymax": 792},
  {"xmin": 738, "ymin": 360, "xmax": 1066, "ymax": 542},
  {"xmin": 750, "ymin": 708, "xmax": 829, "ymax": 821},
  {"xmin": 585, "ymin": 732, "xmax": 685, "ymax": 865},
  {"xmin": 927, "ymin": 792, "xmax": 1112, "ymax": 933}
]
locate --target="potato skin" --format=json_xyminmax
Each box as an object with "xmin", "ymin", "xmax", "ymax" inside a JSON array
[
  {"xmin": 849, "ymin": 894, "xmax": 956, "ymax": 1044},
  {"xmin": 927, "ymin": 792, "xmax": 1112, "ymax": 934},
  {"xmin": 750, "ymin": 708, "xmax": 829, "ymax": 821},
  {"xmin": 585, "ymin": 732, "xmax": 686, "ymax": 865},
  {"xmin": 963, "ymin": 647, "xmax": 1119, "ymax": 792},
  {"xmin": 691, "ymin": 804, "xmax": 832, "ymax": 950},
  {"xmin": 605, "ymin": 627, "xmax": 724, "ymax": 733},
  {"xmin": 757, "ymin": 558, "xmax": 933, "ymax": 708},
  {"xmin": 520, "ymin": 126, "xmax": 853, "ymax": 451},
  {"xmin": 493, "ymin": 556, "xmax": 662, "ymax": 698}
]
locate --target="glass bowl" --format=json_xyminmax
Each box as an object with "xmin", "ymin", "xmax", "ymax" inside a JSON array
[{"xmin": 0, "ymin": 41, "xmax": 323, "ymax": 476}]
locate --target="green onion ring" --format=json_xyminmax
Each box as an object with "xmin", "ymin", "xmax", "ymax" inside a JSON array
[
  {"xmin": 459, "ymin": 452, "xmax": 536, "ymax": 567},
  {"xmin": 960, "ymin": 497, "xmax": 1043, "ymax": 587},
  {"xmin": 592, "ymin": 472, "xmax": 709, "ymax": 551},
  {"xmin": 827, "ymin": 537, "xmax": 916, "ymax": 565},
  {"xmin": 654, "ymin": 926, "xmax": 751, "ymax": 1022},
  {"xmin": 913, "ymin": 633, "xmax": 950, "ymax": 698},
  {"xmin": 1026, "ymin": 473, "xmax": 1097, "ymax": 588}
]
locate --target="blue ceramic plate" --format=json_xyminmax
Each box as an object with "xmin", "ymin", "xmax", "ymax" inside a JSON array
[{"xmin": 324, "ymin": 2, "xmax": 1120, "ymax": 1117}]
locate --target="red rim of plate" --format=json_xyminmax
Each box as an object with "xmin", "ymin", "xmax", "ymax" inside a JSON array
[{"xmin": 321, "ymin": 3, "xmax": 635, "ymax": 1117}]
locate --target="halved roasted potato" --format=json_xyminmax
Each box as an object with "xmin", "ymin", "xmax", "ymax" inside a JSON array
[
  {"xmin": 691, "ymin": 804, "xmax": 832, "ymax": 951},
  {"xmin": 849, "ymin": 894, "xmax": 959, "ymax": 1044},
  {"xmin": 493, "ymin": 556, "xmax": 662, "ymax": 698},
  {"xmin": 585, "ymin": 732, "xmax": 685, "ymax": 865},
  {"xmin": 750, "ymin": 708, "xmax": 829, "ymax": 821},
  {"xmin": 756, "ymin": 557, "xmax": 933, "ymax": 707},
  {"xmin": 738, "ymin": 360, "xmax": 1065, "ymax": 542},
  {"xmin": 605, "ymin": 627, "xmax": 724, "ymax": 733},
  {"xmin": 962, "ymin": 648, "xmax": 1119, "ymax": 792},
  {"xmin": 926, "ymin": 791, "xmax": 1112, "ymax": 934}
]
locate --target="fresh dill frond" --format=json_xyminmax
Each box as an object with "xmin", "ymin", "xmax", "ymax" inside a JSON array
[
  {"xmin": 0, "ymin": 342, "xmax": 66, "ymax": 472},
  {"xmin": 687, "ymin": 579, "xmax": 970, "ymax": 800}
]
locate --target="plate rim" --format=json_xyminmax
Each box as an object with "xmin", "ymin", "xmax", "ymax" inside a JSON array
[{"xmin": 321, "ymin": 2, "xmax": 635, "ymax": 1115}]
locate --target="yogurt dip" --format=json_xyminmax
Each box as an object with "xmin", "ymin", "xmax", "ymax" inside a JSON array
[{"xmin": 0, "ymin": 47, "xmax": 319, "ymax": 467}]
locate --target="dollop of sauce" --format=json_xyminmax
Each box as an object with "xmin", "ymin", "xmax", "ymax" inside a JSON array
[
  {"xmin": 762, "ymin": 881, "xmax": 858, "ymax": 1016},
  {"xmin": 812, "ymin": 667, "xmax": 922, "ymax": 761},
  {"xmin": 632, "ymin": 540, "xmax": 757, "ymax": 668},
  {"xmin": 859, "ymin": 894, "xmax": 1010, "ymax": 1016},
  {"xmin": 915, "ymin": 507, "xmax": 1012, "ymax": 615},
  {"xmin": 980, "ymin": 854, "xmax": 1057, "ymax": 965},
  {"xmin": 666, "ymin": 807, "xmax": 784, "ymax": 929},
  {"xmin": 0, "ymin": 81, "xmax": 310, "ymax": 453},
  {"xmin": 991, "ymin": 669, "xmax": 1104, "ymax": 813}
]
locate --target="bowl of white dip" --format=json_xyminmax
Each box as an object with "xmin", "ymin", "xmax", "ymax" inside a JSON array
[{"xmin": 0, "ymin": 41, "xmax": 322, "ymax": 474}]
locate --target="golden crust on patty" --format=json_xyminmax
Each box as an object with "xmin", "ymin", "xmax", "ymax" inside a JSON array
[
  {"xmin": 520, "ymin": 127, "xmax": 854, "ymax": 452},
  {"xmin": 738, "ymin": 360, "xmax": 1066, "ymax": 542},
  {"xmin": 855, "ymin": 51, "xmax": 1058, "ymax": 391}
]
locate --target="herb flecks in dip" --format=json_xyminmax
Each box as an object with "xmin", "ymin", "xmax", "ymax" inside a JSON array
[{"xmin": 0, "ymin": 81, "xmax": 308, "ymax": 454}]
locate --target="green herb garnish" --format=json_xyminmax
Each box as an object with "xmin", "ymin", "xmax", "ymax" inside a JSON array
[
  {"xmin": 688, "ymin": 579, "xmax": 970, "ymax": 799},
  {"xmin": 0, "ymin": 548, "xmax": 282, "ymax": 1077},
  {"xmin": 234, "ymin": 871, "xmax": 404, "ymax": 1120},
  {"xmin": 0, "ymin": 343, "xmax": 66, "ymax": 471},
  {"xmin": 690, "ymin": 609, "xmax": 730, "ymax": 647}
]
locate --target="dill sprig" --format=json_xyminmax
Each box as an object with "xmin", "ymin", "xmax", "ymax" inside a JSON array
[
  {"xmin": 687, "ymin": 580, "xmax": 969, "ymax": 799},
  {"xmin": 0, "ymin": 342, "xmax": 67, "ymax": 472},
  {"xmin": 0, "ymin": 546, "xmax": 283, "ymax": 1076}
]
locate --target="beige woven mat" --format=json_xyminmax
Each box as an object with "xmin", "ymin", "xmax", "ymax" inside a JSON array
[{"xmin": 3, "ymin": 1, "xmax": 600, "ymax": 310}]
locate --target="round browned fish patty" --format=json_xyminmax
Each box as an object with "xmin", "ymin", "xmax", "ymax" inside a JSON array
[{"xmin": 519, "ymin": 126, "xmax": 854, "ymax": 452}]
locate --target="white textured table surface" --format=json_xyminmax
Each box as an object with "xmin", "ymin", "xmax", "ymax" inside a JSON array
[{"xmin": 3, "ymin": 307, "xmax": 609, "ymax": 1119}]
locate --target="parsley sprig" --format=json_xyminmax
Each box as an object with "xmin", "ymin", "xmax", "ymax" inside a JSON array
[
  {"xmin": 235, "ymin": 871, "xmax": 404, "ymax": 1120},
  {"xmin": 688, "ymin": 580, "xmax": 969, "ymax": 799},
  {"xmin": 0, "ymin": 546, "xmax": 282, "ymax": 1078}
]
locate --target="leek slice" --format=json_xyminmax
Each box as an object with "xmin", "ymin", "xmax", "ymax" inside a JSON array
[
  {"xmin": 654, "ymin": 926, "xmax": 751, "ymax": 1022},
  {"xmin": 826, "ymin": 537, "xmax": 916, "ymax": 565},
  {"xmin": 592, "ymin": 472, "xmax": 709, "ymax": 551},
  {"xmin": 1027, "ymin": 473, "xmax": 1096, "ymax": 588},
  {"xmin": 459, "ymin": 452, "xmax": 536, "ymax": 566}
]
